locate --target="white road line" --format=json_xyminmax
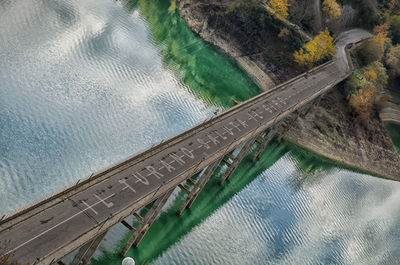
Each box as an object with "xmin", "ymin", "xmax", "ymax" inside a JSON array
[
  {"xmin": 7, "ymin": 193, "xmax": 115, "ymax": 254},
  {"xmin": 119, "ymin": 179, "xmax": 136, "ymax": 193},
  {"xmin": 82, "ymin": 201, "xmax": 98, "ymax": 215},
  {"xmin": 94, "ymin": 194, "xmax": 114, "ymax": 208}
]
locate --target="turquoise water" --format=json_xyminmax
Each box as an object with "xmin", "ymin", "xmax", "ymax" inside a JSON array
[
  {"xmin": 0, "ymin": 0, "xmax": 399, "ymax": 264},
  {"xmin": 386, "ymin": 123, "xmax": 400, "ymax": 155}
]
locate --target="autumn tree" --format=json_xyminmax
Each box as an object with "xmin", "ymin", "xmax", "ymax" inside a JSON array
[
  {"xmin": 356, "ymin": 24, "xmax": 389, "ymax": 66},
  {"xmin": 293, "ymin": 28, "xmax": 335, "ymax": 67},
  {"xmin": 347, "ymin": 62, "xmax": 388, "ymax": 120},
  {"xmin": 373, "ymin": 23, "xmax": 389, "ymax": 52},
  {"xmin": 269, "ymin": 0, "xmax": 289, "ymax": 18},
  {"xmin": 322, "ymin": 0, "xmax": 342, "ymax": 20},
  {"xmin": 386, "ymin": 45, "xmax": 400, "ymax": 77},
  {"xmin": 363, "ymin": 61, "xmax": 388, "ymax": 91},
  {"xmin": 363, "ymin": 69, "xmax": 377, "ymax": 83},
  {"xmin": 278, "ymin": 27, "xmax": 290, "ymax": 41},
  {"xmin": 348, "ymin": 83, "xmax": 376, "ymax": 120}
]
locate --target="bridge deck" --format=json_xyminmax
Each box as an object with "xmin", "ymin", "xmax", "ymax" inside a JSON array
[{"xmin": 0, "ymin": 29, "xmax": 371, "ymax": 264}]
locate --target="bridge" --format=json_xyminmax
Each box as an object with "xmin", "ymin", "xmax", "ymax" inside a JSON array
[{"xmin": 0, "ymin": 29, "xmax": 371, "ymax": 265}]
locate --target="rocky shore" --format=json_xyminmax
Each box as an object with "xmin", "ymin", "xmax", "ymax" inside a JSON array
[
  {"xmin": 285, "ymin": 89, "xmax": 400, "ymax": 180},
  {"xmin": 178, "ymin": 0, "xmax": 400, "ymax": 180},
  {"xmin": 178, "ymin": 0, "xmax": 305, "ymax": 90}
]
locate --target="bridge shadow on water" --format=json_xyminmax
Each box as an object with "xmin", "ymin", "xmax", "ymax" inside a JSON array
[
  {"xmin": 79, "ymin": 1, "xmax": 400, "ymax": 264},
  {"xmin": 88, "ymin": 139, "xmax": 345, "ymax": 265}
]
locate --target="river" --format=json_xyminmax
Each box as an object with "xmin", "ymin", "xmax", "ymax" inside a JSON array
[{"xmin": 0, "ymin": 0, "xmax": 399, "ymax": 264}]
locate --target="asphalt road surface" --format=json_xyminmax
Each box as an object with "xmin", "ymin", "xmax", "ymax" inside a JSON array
[{"xmin": 0, "ymin": 29, "xmax": 371, "ymax": 264}]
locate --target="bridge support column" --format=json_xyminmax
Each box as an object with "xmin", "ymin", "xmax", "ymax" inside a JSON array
[
  {"xmin": 120, "ymin": 188, "xmax": 174, "ymax": 256},
  {"xmin": 277, "ymin": 111, "xmax": 302, "ymax": 142},
  {"xmin": 71, "ymin": 230, "xmax": 108, "ymax": 265},
  {"xmin": 177, "ymin": 159, "xmax": 222, "ymax": 215},
  {"xmin": 277, "ymin": 97, "xmax": 321, "ymax": 142},
  {"xmin": 251, "ymin": 121, "xmax": 283, "ymax": 161},
  {"xmin": 219, "ymin": 137, "xmax": 257, "ymax": 185},
  {"xmin": 302, "ymin": 95, "xmax": 322, "ymax": 117}
]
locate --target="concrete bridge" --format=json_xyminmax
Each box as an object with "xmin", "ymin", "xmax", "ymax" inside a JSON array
[{"xmin": 0, "ymin": 29, "xmax": 371, "ymax": 265}]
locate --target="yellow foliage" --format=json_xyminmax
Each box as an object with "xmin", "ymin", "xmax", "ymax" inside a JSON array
[
  {"xmin": 294, "ymin": 28, "xmax": 335, "ymax": 67},
  {"xmin": 363, "ymin": 70, "xmax": 377, "ymax": 83},
  {"xmin": 372, "ymin": 23, "xmax": 389, "ymax": 53},
  {"xmin": 168, "ymin": 0, "xmax": 176, "ymax": 13},
  {"xmin": 322, "ymin": 0, "xmax": 342, "ymax": 19},
  {"xmin": 269, "ymin": 0, "xmax": 289, "ymax": 18},
  {"xmin": 349, "ymin": 83, "xmax": 376, "ymax": 120}
]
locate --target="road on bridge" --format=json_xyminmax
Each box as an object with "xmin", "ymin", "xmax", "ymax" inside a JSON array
[{"xmin": 0, "ymin": 29, "xmax": 371, "ymax": 264}]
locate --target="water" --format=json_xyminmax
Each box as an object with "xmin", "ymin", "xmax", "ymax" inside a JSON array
[
  {"xmin": 0, "ymin": 0, "xmax": 399, "ymax": 264},
  {"xmin": 387, "ymin": 123, "xmax": 400, "ymax": 155},
  {"xmin": 0, "ymin": 0, "xmax": 258, "ymax": 215}
]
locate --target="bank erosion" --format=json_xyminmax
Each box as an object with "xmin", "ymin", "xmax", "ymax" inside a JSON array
[{"xmin": 178, "ymin": 0, "xmax": 400, "ymax": 179}]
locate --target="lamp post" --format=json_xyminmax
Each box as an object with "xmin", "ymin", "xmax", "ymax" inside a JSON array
[{"xmin": 122, "ymin": 257, "xmax": 135, "ymax": 265}]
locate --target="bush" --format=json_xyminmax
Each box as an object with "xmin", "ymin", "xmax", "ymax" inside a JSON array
[
  {"xmin": 355, "ymin": 39, "xmax": 383, "ymax": 66},
  {"xmin": 389, "ymin": 15, "xmax": 400, "ymax": 44},
  {"xmin": 340, "ymin": 0, "xmax": 379, "ymax": 29},
  {"xmin": 386, "ymin": 45, "xmax": 400, "ymax": 77}
]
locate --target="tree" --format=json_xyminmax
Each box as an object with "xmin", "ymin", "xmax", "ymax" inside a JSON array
[
  {"xmin": 356, "ymin": 39, "xmax": 383, "ymax": 66},
  {"xmin": 390, "ymin": 15, "xmax": 400, "ymax": 45},
  {"xmin": 268, "ymin": 0, "xmax": 289, "ymax": 18},
  {"xmin": 293, "ymin": 28, "xmax": 335, "ymax": 67},
  {"xmin": 373, "ymin": 23, "xmax": 389, "ymax": 52},
  {"xmin": 363, "ymin": 61, "xmax": 388, "ymax": 91},
  {"xmin": 347, "ymin": 61, "xmax": 388, "ymax": 120},
  {"xmin": 322, "ymin": 0, "xmax": 342, "ymax": 20},
  {"xmin": 278, "ymin": 27, "xmax": 290, "ymax": 41},
  {"xmin": 355, "ymin": 24, "xmax": 389, "ymax": 66},
  {"xmin": 363, "ymin": 69, "xmax": 377, "ymax": 83},
  {"xmin": 386, "ymin": 45, "xmax": 400, "ymax": 77},
  {"xmin": 348, "ymin": 83, "xmax": 376, "ymax": 120}
]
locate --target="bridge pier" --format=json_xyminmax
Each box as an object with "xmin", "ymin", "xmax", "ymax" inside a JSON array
[
  {"xmin": 251, "ymin": 121, "xmax": 283, "ymax": 161},
  {"xmin": 120, "ymin": 188, "xmax": 174, "ymax": 256},
  {"xmin": 70, "ymin": 230, "xmax": 108, "ymax": 265},
  {"xmin": 277, "ymin": 111, "xmax": 302, "ymax": 142},
  {"xmin": 177, "ymin": 159, "xmax": 222, "ymax": 215},
  {"xmin": 277, "ymin": 96, "xmax": 321, "ymax": 142},
  {"xmin": 218, "ymin": 137, "xmax": 257, "ymax": 184}
]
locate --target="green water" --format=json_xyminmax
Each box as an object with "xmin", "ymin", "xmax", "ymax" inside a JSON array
[
  {"xmin": 386, "ymin": 122, "xmax": 400, "ymax": 155},
  {"xmin": 89, "ymin": 139, "xmax": 351, "ymax": 264},
  {"xmin": 92, "ymin": 141, "xmax": 289, "ymax": 265},
  {"xmin": 124, "ymin": 0, "xmax": 260, "ymax": 107},
  {"xmin": 86, "ymin": 1, "xmax": 400, "ymax": 265},
  {"xmin": 2, "ymin": 0, "xmax": 399, "ymax": 263}
]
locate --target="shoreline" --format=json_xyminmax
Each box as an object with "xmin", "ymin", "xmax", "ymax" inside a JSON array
[
  {"xmin": 285, "ymin": 138, "xmax": 398, "ymax": 182},
  {"xmin": 177, "ymin": 0, "xmax": 297, "ymax": 91},
  {"xmin": 178, "ymin": 0, "xmax": 400, "ymax": 180}
]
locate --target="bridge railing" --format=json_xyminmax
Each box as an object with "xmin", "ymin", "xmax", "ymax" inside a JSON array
[{"xmin": 0, "ymin": 59, "xmax": 338, "ymax": 232}]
